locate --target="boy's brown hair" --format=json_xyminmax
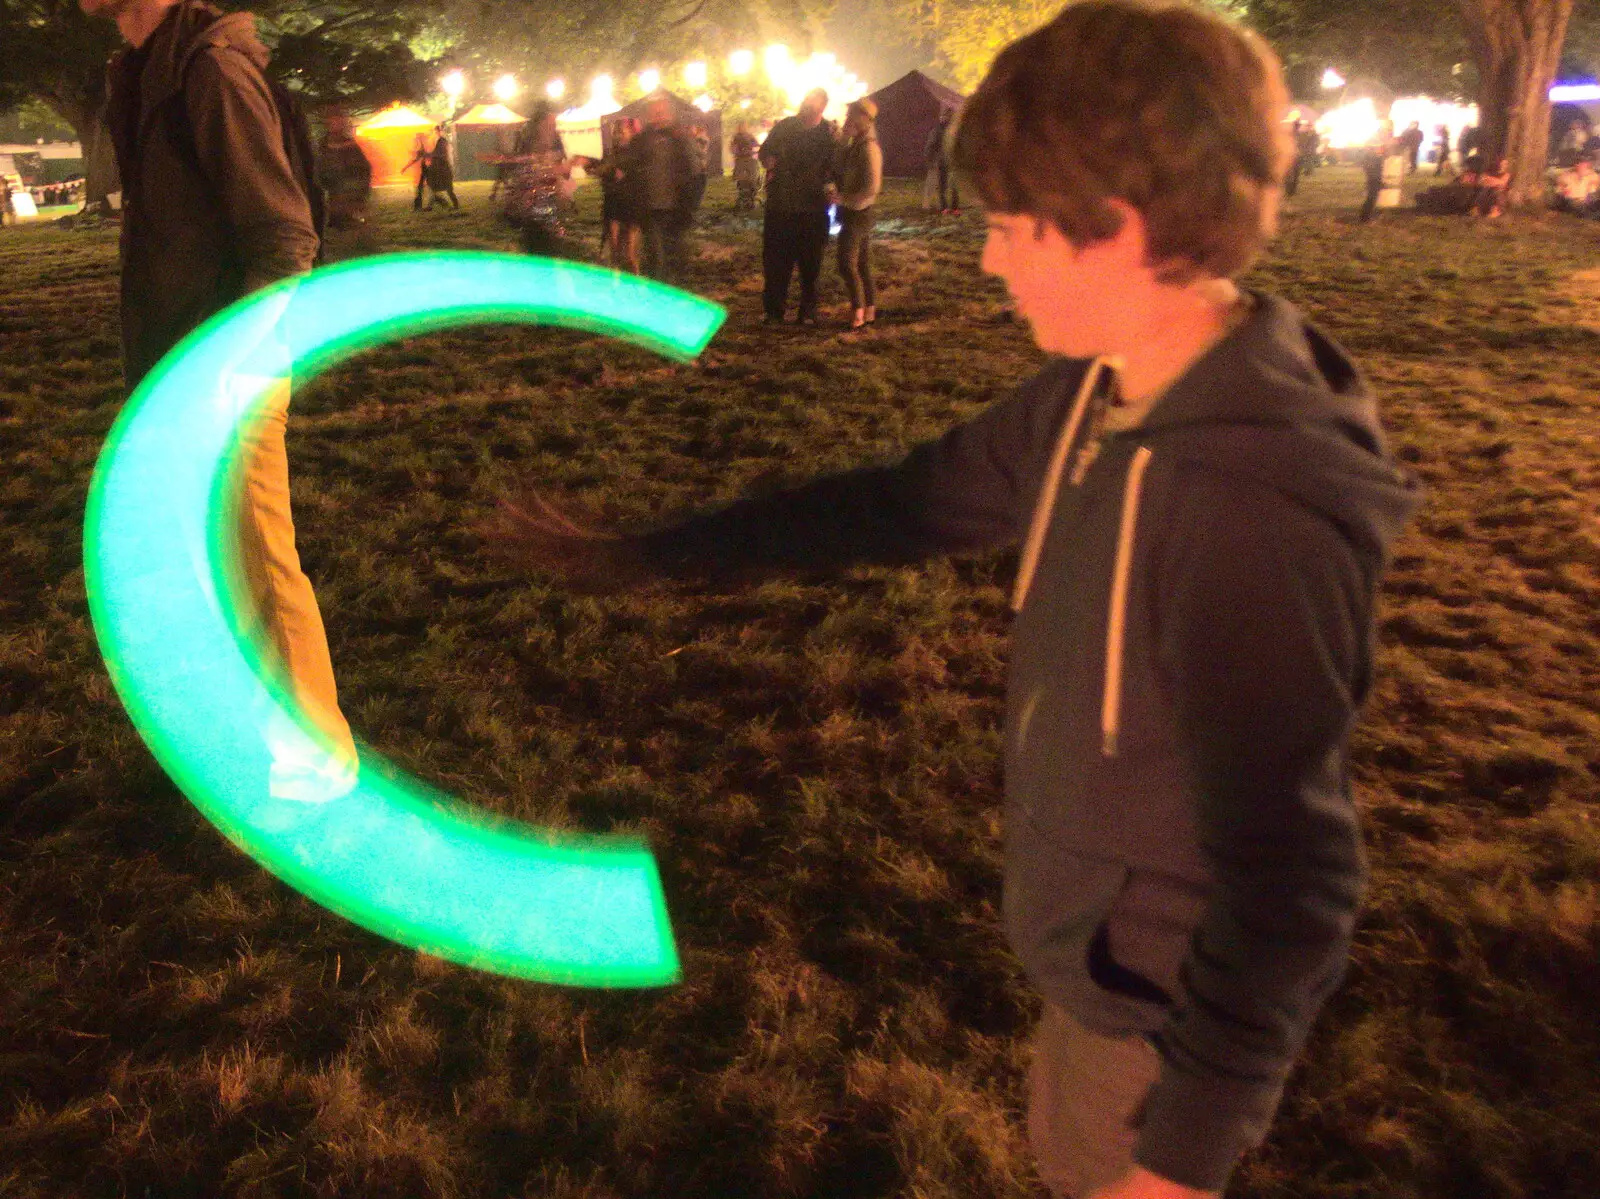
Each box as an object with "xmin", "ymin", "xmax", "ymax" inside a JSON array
[{"xmin": 950, "ymin": 0, "xmax": 1293, "ymax": 283}]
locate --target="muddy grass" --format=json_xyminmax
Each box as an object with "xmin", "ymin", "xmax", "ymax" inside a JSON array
[{"xmin": 1, "ymin": 167, "xmax": 1598, "ymax": 1198}]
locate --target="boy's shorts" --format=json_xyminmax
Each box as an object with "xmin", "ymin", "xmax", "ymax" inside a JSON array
[{"xmin": 1027, "ymin": 1001, "xmax": 1162, "ymax": 1199}]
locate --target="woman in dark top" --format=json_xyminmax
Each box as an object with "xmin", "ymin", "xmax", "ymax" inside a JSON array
[{"xmin": 600, "ymin": 117, "xmax": 642, "ymax": 273}]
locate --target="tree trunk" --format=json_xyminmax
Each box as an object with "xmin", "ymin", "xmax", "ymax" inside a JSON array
[
  {"xmin": 1458, "ymin": 0, "xmax": 1575, "ymax": 209},
  {"xmin": 49, "ymin": 92, "xmax": 119, "ymax": 210}
]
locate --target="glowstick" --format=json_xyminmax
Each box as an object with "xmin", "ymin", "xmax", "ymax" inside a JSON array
[{"xmin": 84, "ymin": 253, "xmax": 726, "ymax": 987}]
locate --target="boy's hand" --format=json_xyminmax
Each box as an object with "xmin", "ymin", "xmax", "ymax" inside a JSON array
[{"xmin": 482, "ymin": 489, "xmax": 658, "ymax": 593}]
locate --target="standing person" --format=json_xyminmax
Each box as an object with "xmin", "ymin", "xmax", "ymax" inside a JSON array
[
  {"xmin": 599, "ymin": 117, "xmax": 642, "ymax": 272},
  {"xmin": 0, "ymin": 175, "xmax": 13, "ymax": 227},
  {"xmin": 759, "ymin": 88, "xmax": 837, "ymax": 325},
  {"xmin": 933, "ymin": 110, "xmax": 961, "ymax": 212},
  {"xmin": 316, "ymin": 104, "xmax": 373, "ymax": 259},
  {"xmin": 407, "ymin": 132, "xmax": 432, "ymax": 210},
  {"xmin": 1358, "ymin": 132, "xmax": 1396, "ymax": 223},
  {"xmin": 1397, "ymin": 121, "xmax": 1423, "ymax": 173},
  {"xmin": 427, "ymin": 123, "xmax": 460, "ymax": 210},
  {"xmin": 731, "ymin": 119, "xmax": 762, "ymax": 209},
  {"xmin": 1284, "ymin": 119, "xmax": 1306, "ymax": 197},
  {"xmin": 493, "ymin": 9, "xmax": 1420, "ymax": 1199},
  {"xmin": 833, "ymin": 97, "xmax": 882, "ymax": 330},
  {"xmin": 686, "ymin": 123, "xmax": 711, "ymax": 217},
  {"xmin": 499, "ymin": 101, "xmax": 575, "ymax": 257},
  {"xmin": 1433, "ymin": 123, "xmax": 1452, "ymax": 175},
  {"xmin": 630, "ymin": 98, "xmax": 698, "ymax": 286},
  {"xmin": 85, "ymin": 0, "xmax": 358, "ymax": 802},
  {"xmin": 923, "ymin": 113, "xmax": 944, "ymax": 208}
]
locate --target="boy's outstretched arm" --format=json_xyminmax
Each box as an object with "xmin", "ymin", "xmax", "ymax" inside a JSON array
[{"xmin": 483, "ymin": 359, "xmax": 1089, "ymax": 591}]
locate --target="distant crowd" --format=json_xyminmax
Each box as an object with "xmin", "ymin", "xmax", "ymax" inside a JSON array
[{"xmin": 317, "ymin": 86, "xmax": 896, "ymax": 330}]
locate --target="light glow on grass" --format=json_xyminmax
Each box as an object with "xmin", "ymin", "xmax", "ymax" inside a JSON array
[{"xmin": 84, "ymin": 252, "xmax": 725, "ymax": 987}]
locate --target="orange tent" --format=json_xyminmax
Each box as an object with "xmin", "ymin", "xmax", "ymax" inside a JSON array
[{"xmin": 354, "ymin": 105, "xmax": 436, "ymax": 186}]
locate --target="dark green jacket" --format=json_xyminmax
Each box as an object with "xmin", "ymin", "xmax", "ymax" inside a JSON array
[{"xmin": 105, "ymin": 0, "xmax": 317, "ymax": 390}]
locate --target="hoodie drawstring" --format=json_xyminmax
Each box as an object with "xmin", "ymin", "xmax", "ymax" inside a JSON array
[
  {"xmin": 1011, "ymin": 356, "xmax": 1118, "ymax": 615},
  {"xmin": 1102, "ymin": 445, "xmax": 1153, "ymax": 758}
]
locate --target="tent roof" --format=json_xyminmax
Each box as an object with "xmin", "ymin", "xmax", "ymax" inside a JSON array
[
  {"xmin": 356, "ymin": 105, "xmax": 433, "ymax": 133},
  {"xmin": 610, "ymin": 88, "xmax": 720, "ymax": 120},
  {"xmin": 457, "ymin": 103, "xmax": 526, "ymax": 126},
  {"xmin": 868, "ymin": 69, "xmax": 964, "ymax": 109}
]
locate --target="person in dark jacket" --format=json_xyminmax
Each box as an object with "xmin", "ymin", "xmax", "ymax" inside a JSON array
[
  {"xmin": 491, "ymin": 5, "xmax": 1420, "ymax": 1198},
  {"xmin": 629, "ymin": 98, "xmax": 699, "ymax": 286},
  {"xmin": 426, "ymin": 124, "xmax": 460, "ymax": 209},
  {"xmin": 759, "ymin": 88, "xmax": 838, "ymax": 324},
  {"xmin": 87, "ymin": 0, "xmax": 358, "ymax": 803}
]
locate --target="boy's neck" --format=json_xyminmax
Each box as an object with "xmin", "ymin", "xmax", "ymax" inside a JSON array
[{"xmin": 1115, "ymin": 277, "xmax": 1247, "ymax": 405}]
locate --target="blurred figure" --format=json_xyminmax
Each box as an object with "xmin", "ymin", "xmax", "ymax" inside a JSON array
[
  {"xmin": 759, "ymin": 88, "xmax": 836, "ymax": 324},
  {"xmin": 316, "ymin": 105, "xmax": 373, "ymax": 258},
  {"xmin": 1397, "ymin": 121, "xmax": 1423, "ymax": 173},
  {"xmin": 599, "ymin": 117, "xmax": 642, "ymax": 272},
  {"xmin": 1433, "ymin": 123, "xmax": 1452, "ymax": 175},
  {"xmin": 426, "ymin": 124, "xmax": 460, "ymax": 210},
  {"xmin": 924, "ymin": 110, "xmax": 960, "ymax": 212},
  {"xmin": 731, "ymin": 119, "xmax": 761, "ymax": 209},
  {"xmin": 1553, "ymin": 156, "xmax": 1600, "ymax": 217},
  {"xmin": 630, "ymin": 98, "xmax": 698, "ymax": 285},
  {"xmin": 499, "ymin": 101, "xmax": 576, "ymax": 256}
]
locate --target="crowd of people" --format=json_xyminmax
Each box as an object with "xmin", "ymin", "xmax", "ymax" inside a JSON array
[{"xmin": 311, "ymin": 88, "xmax": 889, "ymax": 329}]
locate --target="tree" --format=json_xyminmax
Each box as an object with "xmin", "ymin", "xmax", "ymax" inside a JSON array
[
  {"xmin": 0, "ymin": 0, "xmax": 124, "ymax": 203},
  {"xmin": 1247, "ymin": 0, "xmax": 1600, "ymax": 208},
  {"xmin": 0, "ymin": 0, "xmax": 439, "ymax": 207},
  {"xmin": 1458, "ymin": 0, "xmax": 1575, "ymax": 207}
]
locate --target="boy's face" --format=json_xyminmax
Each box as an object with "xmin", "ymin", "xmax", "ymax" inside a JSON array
[{"xmin": 981, "ymin": 211, "xmax": 1133, "ymax": 357}]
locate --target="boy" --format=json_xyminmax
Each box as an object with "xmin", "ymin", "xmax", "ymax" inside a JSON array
[{"xmin": 494, "ymin": 3, "xmax": 1420, "ymax": 1196}]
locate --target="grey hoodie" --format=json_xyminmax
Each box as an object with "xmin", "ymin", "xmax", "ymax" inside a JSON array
[
  {"xmin": 639, "ymin": 290, "xmax": 1421, "ymax": 1191},
  {"xmin": 106, "ymin": 0, "xmax": 317, "ymax": 389}
]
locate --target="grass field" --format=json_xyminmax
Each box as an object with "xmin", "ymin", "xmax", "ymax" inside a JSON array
[{"xmin": 2, "ymin": 165, "xmax": 1599, "ymax": 1199}]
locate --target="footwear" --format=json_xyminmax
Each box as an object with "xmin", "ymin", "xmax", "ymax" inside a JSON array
[
  {"xmin": 761, "ymin": 312, "xmax": 785, "ymax": 325},
  {"xmin": 864, "ymin": 306, "xmax": 876, "ymax": 325},
  {"xmin": 798, "ymin": 311, "xmax": 818, "ymax": 327}
]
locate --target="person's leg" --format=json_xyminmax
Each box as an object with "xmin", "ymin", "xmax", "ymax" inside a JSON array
[
  {"xmin": 446, "ymin": 183, "xmax": 460, "ymax": 209},
  {"xmin": 642, "ymin": 211, "xmax": 665, "ymax": 280},
  {"xmin": 662, "ymin": 212, "xmax": 688, "ymax": 286},
  {"xmin": 859, "ymin": 207, "xmax": 876, "ymax": 318},
  {"xmin": 837, "ymin": 208, "xmax": 865, "ymax": 319},
  {"xmin": 231, "ymin": 379, "xmax": 358, "ymax": 802},
  {"xmin": 939, "ymin": 161, "xmax": 951, "ymax": 210},
  {"xmin": 413, "ymin": 174, "xmax": 425, "ymax": 210},
  {"xmin": 1360, "ymin": 177, "xmax": 1379, "ymax": 222},
  {"xmin": 1027, "ymin": 1001, "xmax": 1163, "ymax": 1199},
  {"xmin": 796, "ymin": 210, "xmax": 828, "ymax": 321},
  {"xmin": 762, "ymin": 209, "xmax": 794, "ymax": 320},
  {"xmin": 625, "ymin": 222, "xmax": 642, "ymax": 274}
]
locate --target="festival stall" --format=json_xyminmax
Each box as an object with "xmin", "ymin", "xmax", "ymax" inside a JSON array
[
  {"xmin": 454, "ymin": 103, "xmax": 526, "ymax": 181},
  {"xmin": 866, "ymin": 70, "xmax": 965, "ymax": 178},
  {"xmin": 354, "ymin": 105, "xmax": 435, "ymax": 186}
]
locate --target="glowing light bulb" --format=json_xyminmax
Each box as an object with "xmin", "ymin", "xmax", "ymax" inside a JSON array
[
  {"xmin": 546, "ymin": 79, "xmax": 565, "ymax": 101},
  {"xmin": 694, "ymin": 94, "xmax": 713, "ymax": 112},
  {"xmin": 684, "ymin": 62, "xmax": 707, "ymax": 89},
  {"xmin": 440, "ymin": 70, "xmax": 465, "ymax": 99},
  {"xmin": 1322, "ymin": 68, "xmax": 1346, "ymax": 90},
  {"xmin": 494, "ymin": 74, "xmax": 519, "ymax": 102},
  {"xmin": 639, "ymin": 69, "xmax": 660, "ymax": 94},
  {"xmin": 729, "ymin": 50, "xmax": 754, "ymax": 77}
]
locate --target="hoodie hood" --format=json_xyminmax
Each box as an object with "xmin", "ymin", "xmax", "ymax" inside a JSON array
[
  {"xmin": 1134, "ymin": 288, "xmax": 1423, "ymax": 568},
  {"xmin": 121, "ymin": 1, "xmax": 268, "ymax": 141}
]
